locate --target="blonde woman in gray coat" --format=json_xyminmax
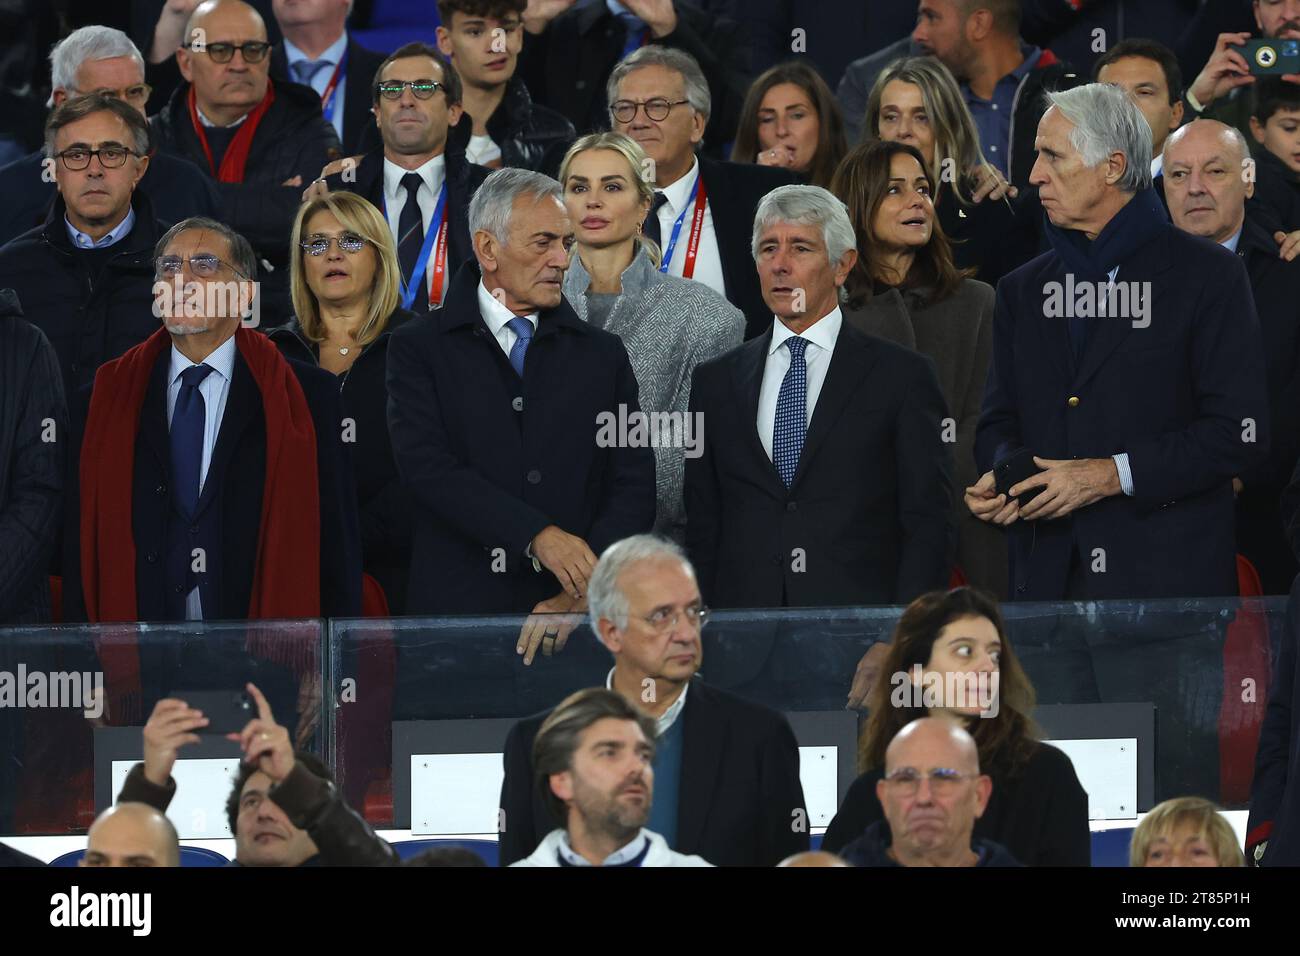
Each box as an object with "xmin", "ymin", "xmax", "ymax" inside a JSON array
[{"xmin": 560, "ymin": 132, "xmax": 744, "ymax": 540}]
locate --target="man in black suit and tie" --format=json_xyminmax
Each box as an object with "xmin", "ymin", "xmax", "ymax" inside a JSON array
[
  {"xmin": 607, "ymin": 46, "xmax": 797, "ymax": 338},
  {"xmin": 498, "ymin": 534, "xmax": 808, "ymax": 866},
  {"xmin": 313, "ymin": 43, "xmax": 492, "ymax": 311},
  {"xmin": 386, "ymin": 167, "xmax": 655, "ymax": 616},
  {"xmin": 270, "ymin": 0, "xmax": 386, "ymax": 158},
  {"xmin": 969, "ymin": 84, "xmax": 1270, "ymax": 601},
  {"xmin": 685, "ymin": 184, "xmax": 954, "ymax": 607}
]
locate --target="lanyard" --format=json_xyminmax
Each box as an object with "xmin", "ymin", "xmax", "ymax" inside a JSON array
[
  {"xmin": 658, "ymin": 173, "xmax": 708, "ymax": 279},
  {"xmin": 385, "ymin": 182, "xmax": 449, "ymax": 309},
  {"xmin": 319, "ymin": 48, "xmax": 347, "ymax": 122}
]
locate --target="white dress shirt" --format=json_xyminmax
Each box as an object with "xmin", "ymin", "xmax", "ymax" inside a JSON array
[
  {"xmin": 604, "ymin": 667, "xmax": 688, "ymax": 735},
  {"xmin": 466, "ymin": 132, "xmax": 502, "ymax": 166},
  {"xmin": 196, "ymin": 107, "xmax": 248, "ymax": 129},
  {"xmin": 757, "ymin": 307, "xmax": 842, "ymax": 462},
  {"xmin": 65, "ymin": 205, "xmax": 136, "ymax": 249},
  {"xmin": 476, "ymin": 279, "xmax": 538, "ymax": 360},
  {"xmin": 1151, "ymin": 153, "xmax": 1164, "ymax": 180},
  {"xmin": 382, "ymin": 154, "xmax": 447, "ymax": 246},
  {"xmin": 655, "ymin": 155, "xmax": 726, "ymax": 298},
  {"xmin": 282, "ymin": 30, "xmax": 349, "ymax": 144},
  {"xmin": 165, "ymin": 334, "xmax": 237, "ymax": 620}
]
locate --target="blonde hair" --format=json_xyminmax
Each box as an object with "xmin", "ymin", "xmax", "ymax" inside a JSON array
[
  {"xmin": 558, "ymin": 132, "xmax": 661, "ymax": 267},
  {"xmin": 1129, "ymin": 797, "xmax": 1245, "ymax": 867},
  {"xmin": 290, "ymin": 190, "xmax": 401, "ymax": 348}
]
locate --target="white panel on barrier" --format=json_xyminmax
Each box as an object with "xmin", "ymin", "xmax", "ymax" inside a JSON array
[
  {"xmin": 1044, "ymin": 737, "xmax": 1138, "ymax": 820},
  {"xmin": 799, "ymin": 746, "xmax": 839, "ymax": 828},
  {"xmin": 112, "ymin": 757, "xmax": 241, "ymax": 839},
  {"xmin": 411, "ymin": 752, "xmax": 505, "ymax": 836}
]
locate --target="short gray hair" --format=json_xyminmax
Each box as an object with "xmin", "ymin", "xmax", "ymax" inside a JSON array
[
  {"xmin": 751, "ymin": 184, "xmax": 858, "ymax": 266},
  {"xmin": 155, "ymin": 217, "xmax": 259, "ymax": 279},
  {"xmin": 1046, "ymin": 83, "xmax": 1152, "ymax": 193},
  {"xmin": 607, "ymin": 46, "xmax": 712, "ymax": 123},
  {"xmin": 48, "ymin": 26, "xmax": 145, "ymax": 107},
  {"xmin": 467, "ymin": 167, "xmax": 564, "ymax": 242},
  {"xmin": 588, "ymin": 535, "xmax": 694, "ymax": 632}
]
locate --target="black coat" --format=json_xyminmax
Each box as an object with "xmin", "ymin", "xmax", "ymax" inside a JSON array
[
  {"xmin": 0, "ymin": 148, "xmax": 220, "ymax": 248},
  {"xmin": 1249, "ymin": 573, "xmax": 1300, "ymax": 864},
  {"xmin": 976, "ymin": 224, "xmax": 1271, "ymax": 601},
  {"xmin": 270, "ymin": 34, "xmax": 387, "ymax": 158},
  {"xmin": 696, "ymin": 156, "xmax": 799, "ymax": 339},
  {"xmin": 497, "ymin": 679, "xmax": 808, "ymax": 867},
  {"xmin": 323, "ymin": 128, "xmax": 492, "ymax": 291},
  {"xmin": 0, "ymin": 294, "xmax": 65, "ymax": 624},
  {"xmin": 840, "ymin": 820, "xmax": 1023, "ymax": 867},
  {"xmin": 268, "ymin": 310, "xmax": 415, "ymax": 613},
  {"xmin": 1235, "ymin": 211, "xmax": 1300, "ymax": 594},
  {"xmin": 63, "ymin": 344, "xmax": 362, "ymax": 622},
  {"xmin": 517, "ymin": 0, "xmax": 752, "ymax": 153},
  {"xmin": 386, "ymin": 261, "xmax": 656, "ymax": 615},
  {"xmin": 0, "ymin": 191, "xmax": 165, "ymax": 403},
  {"xmin": 1251, "ymin": 147, "xmax": 1300, "ymax": 234},
  {"xmin": 822, "ymin": 742, "xmax": 1090, "ymax": 866},
  {"xmin": 939, "ymin": 187, "xmax": 1044, "ymax": 289},
  {"xmin": 685, "ymin": 322, "xmax": 954, "ymax": 608},
  {"xmin": 1005, "ymin": 51, "xmax": 1082, "ymax": 191},
  {"xmin": 481, "ymin": 76, "xmax": 576, "ymax": 177}
]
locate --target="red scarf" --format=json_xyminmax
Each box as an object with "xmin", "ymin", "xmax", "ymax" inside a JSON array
[{"xmin": 188, "ymin": 80, "xmax": 276, "ymax": 183}]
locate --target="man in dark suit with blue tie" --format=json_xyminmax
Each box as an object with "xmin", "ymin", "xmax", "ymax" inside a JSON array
[
  {"xmin": 684, "ymin": 184, "xmax": 953, "ymax": 607},
  {"xmin": 969, "ymin": 83, "xmax": 1270, "ymax": 601},
  {"xmin": 387, "ymin": 167, "xmax": 656, "ymax": 617}
]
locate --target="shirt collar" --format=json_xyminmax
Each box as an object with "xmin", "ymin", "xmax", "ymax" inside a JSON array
[
  {"xmin": 383, "ymin": 154, "xmax": 447, "ymax": 203},
  {"xmin": 196, "ymin": 106, "xmax": 248, "ymax": 129},
  {"xmin": 282, "ymin": 30, "xmax": 349, "ymax": 68},
  {"xmin": 659, "ymin": 155, "xmax": 701, "ymax": 216},
  {"xmin": 1151, "ymin": 153, "xmax": 1164, "ymax": 178},
  {"xmin": 1012, "ymin": 44, "xmax": 1043, "ymax": 81},
  {"xmin": 1221, "ymin": 227, "xmax": 1244, "ymax": 254},
  {"xmin": 605, "ymin": 0, "xmax": 639, "ymax": 20},
  {"xmin": 169, "ymin": 332, "xmax": 237, "ymax": 388},
  {"xmin": 604, "ymin": 667, "xmax": 689, "ymax": 735},
  {"xmin": 64, "ymin": 205, "xmax": 135, "ymax": 249},
  {"xmin": 556, "ymin": 828, "xmax": 650, "ymax": 867},
  {"xmin": 476, "ymin": 280, "xmax": 537, "ymax": 336},
  {"xmin": 769, "ymin": 305, "xmax": 842, "ymax": 356}
]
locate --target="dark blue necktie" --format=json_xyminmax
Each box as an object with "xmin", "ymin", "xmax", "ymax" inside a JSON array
[
  {"xmin": 294, "ymin": 59, "xmax": 330, "ymax": 87},
  {"xmin": 397, "ymin": 173, "xmax": 428, "ymax": 312},
  {"xmin": 773, "ymin": 336, "xmax": 808, "ymax": 487},
  {"xmin": 170, "ymin": 364, "xmax": 213, "ymax": 517},
  {"xmin": 507, "ymin": 317, "xmax": 534, "ymax": 377}
]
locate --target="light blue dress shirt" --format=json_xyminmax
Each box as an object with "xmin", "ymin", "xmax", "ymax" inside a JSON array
[
  {"xmin": 64, "ymin": 205, "xmax": 136, "ymax": 249},
  {"xmin": 283, "ymin": 30, "xmax": 350, "ymax": 144}
]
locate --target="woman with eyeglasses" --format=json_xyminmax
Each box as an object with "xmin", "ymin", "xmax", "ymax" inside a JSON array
[
  {"xmin": 862, "ymin": 57, "xmax": 1040, "ymax": 286},
  {"xmin": 559, "ymin": 132, "xmax": 744, "ymax": 540},
  {"xmin": 823, "ymin": 588, "xmax": 1090, "ymax": 866},
  {"xmin": 268, "ymin": 191, "xmax": 415, "ymax": 612},
  {"xmin": 729, "ymin": 62, "xmax": 848, "ymax": 189}
]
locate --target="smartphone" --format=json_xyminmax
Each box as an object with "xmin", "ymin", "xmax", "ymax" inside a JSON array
[
  {"xmin": 168, "ymin": 689, "xmax": 254, "ymax": 736},
  {"xmin": 1231, "ymin": 38, "xmax": 1300, "ymax": 75},
  {"xmin": 993, "ymin": 449, "xmax": 1045, "ymax": 508}
]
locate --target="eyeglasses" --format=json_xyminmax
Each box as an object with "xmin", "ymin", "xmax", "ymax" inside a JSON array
[
  {"xmin": 55, "ymin": 145, "xmax": 138, "ymax": 170},
  {"xmin": 155, "ymin": 254, "xmax": 247, "ymax": 279},
  {"xmin": 639, "ymin": 605, "xmax": 709, "ymax": 634},
  {"xmin": 72, "ymin": 84, "xmax": 152, "ymax": 106},
  {"xmin": 883, "ymin": 768, "xmax": 976, "ymax": 796},
  {"xmin": 375, "ymin": 80, "xmax": 445, "ymax": 100},
  {"xmin": 300, "ymin": 233, "xmax": 369, "ymax": 256},
  {"xmin": 609, "ymin": 98, "xmax": 690, "ymax": 123},
  {"xmin": 195, "ymin": 41, "xmax": 271, "ymax": 64}
]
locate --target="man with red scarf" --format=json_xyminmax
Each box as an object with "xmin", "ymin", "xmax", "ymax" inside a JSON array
[
  {"xmin": 149, "ymin": 0, "xmax": 340, "ymax": 323},
  {"xmin": 63, "ymin": 216, "xmax": 361, "ymax": 624}
]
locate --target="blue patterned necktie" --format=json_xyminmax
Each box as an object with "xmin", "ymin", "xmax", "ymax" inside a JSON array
[
  {"xmin": 294, "ymin": 58, "xmax": 330, "ymax": 87},
  {"xmin": 507, "ymin": 316, "xmax": 534, "ymax": 377},
  {"xmin": 170, "ymin": 363, "xmax": 214, "ymax": 517},
  {"xmin": 773, "ymin": 336, "xmax": 808, "ymax": 487}
]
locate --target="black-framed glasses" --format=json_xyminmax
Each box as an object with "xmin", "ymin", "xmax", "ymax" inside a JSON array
[
  {"xmin": 155, "ymin": 254, "xmax": 247, "ymax": 279},
  {"xmin": 300, "ymin": 233, "xmax": 369, "ymax": 256},
  {"xmin": 375, "ymin": 79, "xmax": 445, "ymax": 100},
  {"xmin": 609, "ymin": 98, "xmax": 690, "ymax": 123},
  {"xmin": 640, "ymin": 605, "xmax": 710, "ymax": 634},
  {"xmin": 195, "ymin": 41, "xmax": 271, "ymax": 64},
  {"xmin": 884, "ymin": 768, "xmax": 976, "ymax": 796},
  {"xmin": 55, "ymin": 145, "xmax": 137, "ymax": 170},
  {"xmin": 72, "ymin": 84, "xmax": 152, "ymax": 106}
]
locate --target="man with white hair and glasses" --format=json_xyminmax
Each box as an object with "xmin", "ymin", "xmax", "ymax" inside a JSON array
[
  {"xmin": 498, "ymin": 533, "xmax": 808, "ymax": 866},
  {"xmin": 970, "ymin": 83, "xmax": 1271, "ymax": 601}
]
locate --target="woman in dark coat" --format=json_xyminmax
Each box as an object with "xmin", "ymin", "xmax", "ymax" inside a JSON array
[
  {"xmin": 269, "ymin": 190, "xmax": 414, "ymax": 613},
  {"xmin": 823, "ymin": 588, "xmax": 1091, "ymax": 866},
  {"xmin": 832, "ymin": 139, "xmax": 1004, "ymax": 596}
]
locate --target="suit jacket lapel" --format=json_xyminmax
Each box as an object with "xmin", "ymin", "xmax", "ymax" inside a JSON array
[
  {"xmin": 696, "ymin": 157, "xmax": 739, "ymax": 300},
  {"xmin": 791, "ymin": 327, "xmax": 873, "ymax": 490},
  {"xmin": 676, "ymin": 683, "xmax": 725, "ymax": 854},
  {"xmin": 194, "ymin": 351, "xmax": 258, "ymax": 518},
  {"xmin": 732, "ymin": 333, "xmax": 785, "ymax": 493}
]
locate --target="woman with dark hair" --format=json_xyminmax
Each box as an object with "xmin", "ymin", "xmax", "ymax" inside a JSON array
[
  {"xmin": 832, "ymin": 139, "xmax": 1003, "ymax": 595},
  {"xmin": 731, "ymin": 61, "xmax": 848, "ymax": 188},
  {"xmin": 862, "ymin": 56, "xmax": 1040, "ymax": 286},
  {"xmin": 822, "ymin": 588, "xmax": 1090, "ymax": 866}
]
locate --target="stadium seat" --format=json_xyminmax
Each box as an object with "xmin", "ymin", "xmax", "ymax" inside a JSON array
[
  {"xmin": 1090, "ymin": 828, "xmax": 1134, "ymax": 867},
  {"xmin": 391, "ymin": 838, "xmax": 498, "ymax": 867},
  {"xmin": 49, "ymin": 845, "xmax": 230, "ymax": 867}
]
